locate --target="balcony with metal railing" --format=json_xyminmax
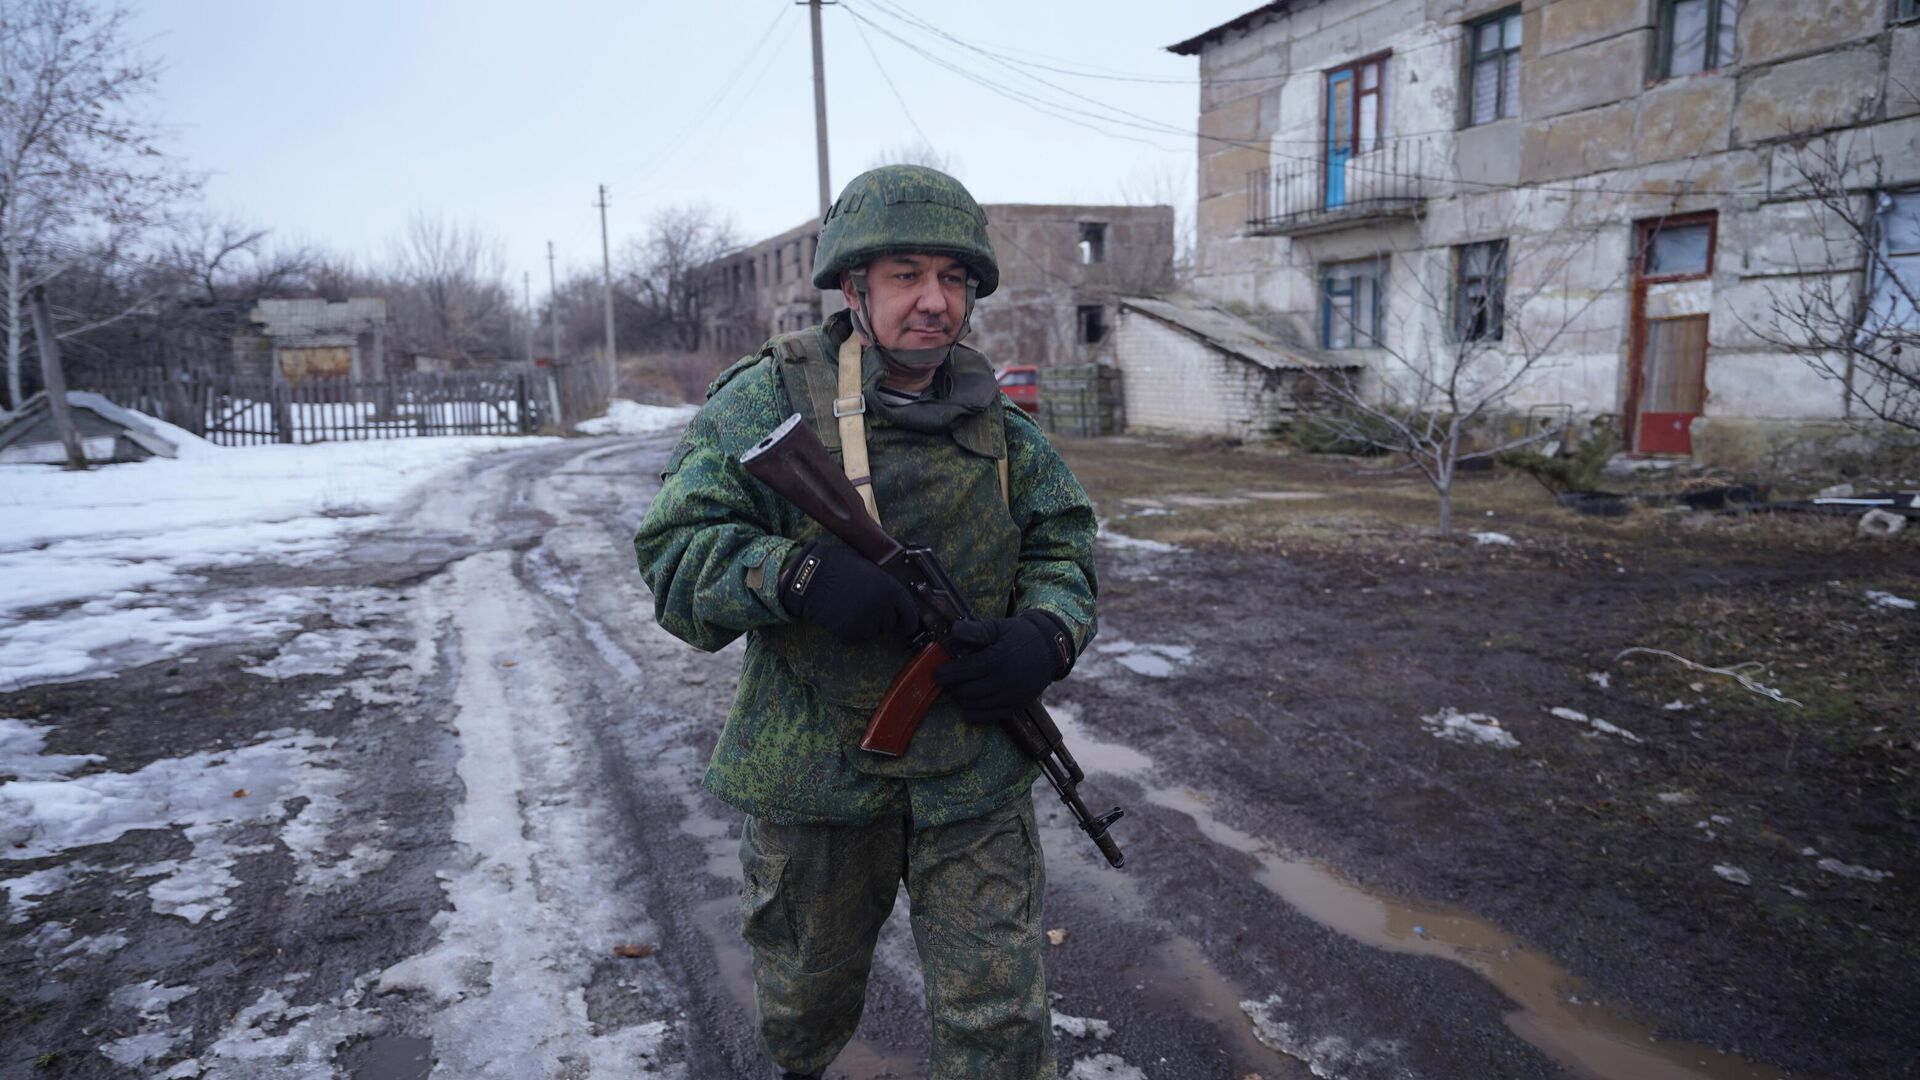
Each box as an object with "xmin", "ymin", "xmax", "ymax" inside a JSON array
[{"xmin": 1246, "ymin": 135, "xmax": 1436, "ymax": 238}]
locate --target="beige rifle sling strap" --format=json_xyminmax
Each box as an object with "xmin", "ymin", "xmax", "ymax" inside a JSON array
[
  {"xmin": 835, "ymin": 336, "xmax": 881, "ymax": 524},
  {"xmin": 831, "ymin": 334, "xmax": 1010, "ymax": 518}
]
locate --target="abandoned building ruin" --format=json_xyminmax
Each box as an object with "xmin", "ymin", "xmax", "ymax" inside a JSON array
[
  {"xmin": 693, "ymin": 204, "xmax": 1176, "ymax": 369},
  {"xmin": 1150, "ymin": 0, "xmax": 1920, "ymax": 470},
  {"xmin": 230, "ymin": 299, "xmax": 391, "ymax": 382}
]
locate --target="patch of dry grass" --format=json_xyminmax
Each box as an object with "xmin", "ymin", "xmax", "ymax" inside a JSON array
[{"xmin": 1055, "ymin": 434, "xmax": 1909, "ymax": 563}]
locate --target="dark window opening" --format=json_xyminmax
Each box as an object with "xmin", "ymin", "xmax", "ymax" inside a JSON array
[
  {"xmin": 1078, "ymin": 305, "xmax": 1107, "ymax": 344},
  {"xmin": 1454, "ymin": 240, "xmax": 1508, "ymax": 341},
  {"xmin": 1466, "ymin": 8, "xmax": 1522, "ymax": 126},
  {"xmin": 1321, "ymin": 257, "xmax": 1387, "ymax": 349},
  {"xmin": 1901, "ymin": 0, "xmax": 1920, "ymax": 22},
  {"xmin": 1659, "ymin": 0, "xmax": 1737, "ymax": 78},
  {"xmin": 1078, "ymin": 222, "xmax": 1107, "ymax": 264}
]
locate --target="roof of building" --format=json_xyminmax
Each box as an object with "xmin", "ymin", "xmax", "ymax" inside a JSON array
[
  {"xmin": 1118, "ymin": 295, "xmax": 1355, "ymax": 371},
  {"xmin": 0, "ymin": 391, "xmax": 179, "ymax": 462},
  {"xmin": 1166, "ymin": 2, "xmax": 1293, "ymax": 55}
]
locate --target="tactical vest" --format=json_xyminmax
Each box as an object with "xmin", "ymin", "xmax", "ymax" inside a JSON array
[{"xmin": 739, "ymin": 321, "xmax": 1020, "ymax": 779}]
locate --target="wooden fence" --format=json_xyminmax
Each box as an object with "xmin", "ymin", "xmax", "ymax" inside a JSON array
[{"xmin": 83, "ymin": 369, "xmax": 573, "ymax": 447}]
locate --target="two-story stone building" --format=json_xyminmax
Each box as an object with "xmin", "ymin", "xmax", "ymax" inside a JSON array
[
  {"xmin": 1167, "ymin": 0, "xmax": 1919, "ymax": 468},
  {"xmin": 695, "ymin": 203, "xmax": 1175, "ymax": 369}
]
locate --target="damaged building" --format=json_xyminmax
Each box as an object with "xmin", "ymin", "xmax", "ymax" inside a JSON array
[
  {"xmin": 695, "ymin": 203, "xmax": 1175, "ymax": 368},
  {"xmin": 1164, "ymin": 0, "xmax": 1920, "ymax": 469},
  {"xmin": 230, "ymin": 298, "xmax": 390, "ymax": 382}
]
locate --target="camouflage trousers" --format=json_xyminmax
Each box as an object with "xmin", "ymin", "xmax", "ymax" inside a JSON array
[{"xmin": 739, "ymin": 792, "xmax": 1053, "ymax": 1079}]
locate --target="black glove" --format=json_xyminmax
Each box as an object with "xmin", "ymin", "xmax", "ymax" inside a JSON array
[
  {"xmin": 933, "ymin": 609, "xmax": 1074, "ymax": 711},
  {"xmin": 780, "ymin": 540, "xmax": 919, "ymax": 644}
]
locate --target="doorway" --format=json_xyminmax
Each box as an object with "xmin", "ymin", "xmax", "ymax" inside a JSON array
[{"xmin": 1626, "ymin": 214, "xmax": 1716, "ymax": 454}]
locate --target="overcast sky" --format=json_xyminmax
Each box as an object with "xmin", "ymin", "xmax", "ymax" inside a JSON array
[{"xmin": 128, "ymin": 0, "xmax": 1258, "ymax": 294}]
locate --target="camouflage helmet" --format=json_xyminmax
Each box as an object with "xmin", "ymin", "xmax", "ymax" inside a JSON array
[{"xmin": 811, "ymin": 165, "xmax": 999, "ymax": 297}]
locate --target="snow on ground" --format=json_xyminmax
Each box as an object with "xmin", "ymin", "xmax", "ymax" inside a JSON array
[
  {"xmin": 575, "ymin": 399, "xmax": 697, "ymax": 436},
  {"xmin": 0, "ymin": 417, "xmax": 555, "ymax": 688},
  {"xmin": 0, "ymin": 725, "xmax": 364, "ymax": 923},
  {"xmin": 1547, "ymin": 706, "xmax": 1644, "ymax": 744},
  {"xmin": 1420, "ymin": 707, "xmax": 1520, "ymax": 749},
  {"xmin": 1095, "ymin": 518, "xmax": 1182, "ymax": 555},
  {"xmin": 1089, "ymin": 639, "xmax": 1194, "ymax": 679}
]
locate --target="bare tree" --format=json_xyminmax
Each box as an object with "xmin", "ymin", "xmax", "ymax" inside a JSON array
[
  {"xmin": 0, "ymin": 0, "xmax": 192, "ymax": 409},
  {"xmin": 163, "ymin": 216, "xmax": 316, "ymax": 304},
  {"xmin": 1290, "ymin": 189, "xmax": 1644, "ymax": 532},
  {"xmin": 1749, "ymin": 132, "xmax": 1920, "ymax": 438},
  {"xmin": 621, "ymin": 204, "xmax": 737, "ymax": 353},
  {"xmin": 385, "ymin": 211, "xmax": 515, "ymax": 364},
  {"xmin": 867, "ymin": 141, "xmax": 957, "ymax": 175},
  {"xmin": 1117, "ymin": 162, "xmax": 1195, "ymax": 287}
]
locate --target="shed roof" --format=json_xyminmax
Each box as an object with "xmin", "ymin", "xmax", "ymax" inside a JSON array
[
  {"xmin": 0, "ymin": 391, "xmax": 178, "ymax": 460},
  {"xmin": 1118, "ymin": 295, "xmax": 1354, "ymax": 371}
]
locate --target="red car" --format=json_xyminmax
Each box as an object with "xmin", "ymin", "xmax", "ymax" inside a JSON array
[{"xmin": 996, "ymin": 365, "xmax": 1039, "ymax": 414}]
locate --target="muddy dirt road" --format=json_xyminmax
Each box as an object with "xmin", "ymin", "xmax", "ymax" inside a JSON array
[{"xmin": 4, "ymin": 432, "xmax": 1909, "ymax": 1078}]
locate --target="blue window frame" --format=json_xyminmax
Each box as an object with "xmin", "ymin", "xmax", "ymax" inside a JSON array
[{"xmin": 1322, "ymin": 258, "xmax": 1387, "ymax": 349}]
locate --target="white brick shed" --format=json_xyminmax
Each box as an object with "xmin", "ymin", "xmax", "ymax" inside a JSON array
[{"xmin": 1113, "ymin": 296, "xmax": 1354, "ymax": 440}]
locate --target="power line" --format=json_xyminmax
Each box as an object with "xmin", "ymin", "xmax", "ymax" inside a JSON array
[
  {"xmin": 844, "ymin": 1, "xmax": 1758, "ymax": 200},
  {"xmin": 846, "ymin": 2, "xmax": 933, "ymax": 148},
  {"xmin": 630, "ymin": 3, "xmax": 793, "ymax": 190},
  {"xmin": 861, "ymin": 0, "xmax": 1286, "ymax": 85},
  {"xmin": 643, "ymin": 15, "xmax": 805, "ymax": 194}
]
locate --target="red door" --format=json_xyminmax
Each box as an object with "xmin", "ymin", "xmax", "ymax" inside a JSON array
[
  {"xmin": 1626, "ymin": 215, "xmax": 1716, "ymax": 455},
  {"xmin": 1635, "ymin": 316, "xmax": 1709, "ymax": 454}
]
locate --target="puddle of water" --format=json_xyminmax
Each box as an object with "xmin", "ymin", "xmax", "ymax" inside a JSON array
[
  {"xmin": 1243, "ymin": 491, "xmax": 1329, "ymax": 502},
  {"xmin": 350, "ymin": 1034, "xmax": 433, "ymax": 1080},
  {"xmin": 1050, "ymin": 705, "xmax": 1797, "ymax": 1080},
  {"xmin": 1117, "ymin": 931, "xmax": 1312, "ymax": 1078}
]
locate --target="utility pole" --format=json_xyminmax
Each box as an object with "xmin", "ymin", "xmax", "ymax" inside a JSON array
[
  {"xmin": 596, "ymin": 185, "xmax": 616, "ymax": 388},
  {"xmin": 543, "ymin": 241, "xmax": 566, "ymax": 427},
  {"xmin": 804, "ymin": 0, "xmax": 834, "ymax": 216},
  {"xmin": 523, "ymin": 271, "xmax": 535, "ymax": 365},
  {"xmin": 546, "ymin": 241, "xmax": 562, "ymax": 362}
]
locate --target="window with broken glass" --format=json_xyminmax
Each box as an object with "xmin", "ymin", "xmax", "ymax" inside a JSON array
[
  {"xmin": 1465, "ymin": 8, "xmax": 1522, "ymax": 126},
  {"xmin": 1659, "ymin": 0, "xmax": 1737, "ymax": 78},
  {"xmin": 1322, "ymin": 258, "xmax": 1387, "ymax": 349},
  {"xmin": 1454, "ymin": 240, "xmax": 1508, "ymax": 342},
  {"xmin": 1864, "ymin": 189, "xmax": 1920, "ymax": 338}
]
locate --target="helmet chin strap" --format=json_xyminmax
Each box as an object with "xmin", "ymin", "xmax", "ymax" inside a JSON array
[{"xmin": 847, "ymin": 269, "xmax": 979, "ymax": 377}]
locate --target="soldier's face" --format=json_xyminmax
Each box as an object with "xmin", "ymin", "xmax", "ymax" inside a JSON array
[{"xmin": 845, "ymin": 254, "xmax": 968, "ymax": 350}]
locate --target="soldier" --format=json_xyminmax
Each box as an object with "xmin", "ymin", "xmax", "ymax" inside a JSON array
[{"xmin": 633, "ymin": 164, "xmax": 1098, "ymax": 1079}]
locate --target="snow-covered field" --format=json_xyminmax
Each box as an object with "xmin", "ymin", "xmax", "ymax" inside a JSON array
[{"xmin": 0, "ymin": 414, "xmax": 556, "ymax": 688}]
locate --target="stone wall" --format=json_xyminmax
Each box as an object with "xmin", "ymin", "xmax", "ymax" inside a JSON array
[
  {"xmin": 1175, "ymin": 0, "xmax": 1920, "ymax": 462},
  {"xmin": 697, "ymin": 204, "xmax": 1175, "ymax": 368}
]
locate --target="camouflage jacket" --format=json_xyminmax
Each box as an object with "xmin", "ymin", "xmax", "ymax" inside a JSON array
[{"xmin": 634, "ymin": 319, "xmax": 1098, "ymax": 827}]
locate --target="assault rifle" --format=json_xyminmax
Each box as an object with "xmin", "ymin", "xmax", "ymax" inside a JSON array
[{"xmin": 740, "ymin": 413, "xmax": 1127, "ymax": 869}]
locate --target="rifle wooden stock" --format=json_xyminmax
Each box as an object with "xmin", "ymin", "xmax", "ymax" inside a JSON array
[
  {"xmin": 741, "ymin": 413, "xmax": 1128, "ymax": 868},
  {"xmin": 740, "ymin": 413, "xmax": 900, "ymax": 565},
  {"xmin": 860, "ymin": 641, "xmax": 950, "ymax": 756}
]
